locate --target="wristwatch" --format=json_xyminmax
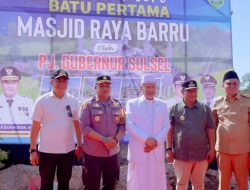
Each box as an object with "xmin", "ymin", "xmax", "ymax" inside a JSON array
[
  {"xmin": 166, "ymin": 147, "xmax": 172, "ymax": 151},
  {"xmin": 29, "ymin": 149, "xmax": 37, "ymax": 153}
]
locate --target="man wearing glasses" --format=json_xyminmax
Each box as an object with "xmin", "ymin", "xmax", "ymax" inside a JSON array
[
  {"xmin": 29, "ymin": 69, "xmax": 82, "ymax": 190},
  {"xmin": 79, "ymin": 75, "xmax": 125, "ymax": 190}
]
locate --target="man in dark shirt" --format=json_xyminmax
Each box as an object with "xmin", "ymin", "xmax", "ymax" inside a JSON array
[{"xmin": 166, "ymin": 79, "xmax": 215, "ymax": 190}]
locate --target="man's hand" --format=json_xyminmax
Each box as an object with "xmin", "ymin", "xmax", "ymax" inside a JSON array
[
  {"xmin": 166, "ymin": 150, "xmax": 174, "ymax": 163},
  {"xmin": 30, "ymin": 152, "xmax": 39, "ymax": 166},
  {"xmin": 144, "ymin": 137, "xmax": 158, "ymax": 153},
  {"xmin": 206, "ymin": 148, "xmax": 216, "ymax": 163},
  {"xmin": 144, "ymin": 145, "xmax": 152, "ymax": 153},
  {"xmin": 74, "ymin": 145, "xmax": 83, "ymax": 160},
  {"xmin": 145, "ymin": 137, "xmax": 158, "ymax": 149},
  {"xmin": 102, "ymin": 137, "xmax": 117, "ymax": 150}
]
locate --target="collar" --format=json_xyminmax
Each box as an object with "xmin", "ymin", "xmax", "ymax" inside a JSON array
[
  {"xmin": 49, "ymin": 91, "xmax": 67, "ymax": 99},
  {"xmin": 93, "ymin": 96, "xmax": 116, "ymax": 106},
  {"xmin": 95, "ymin": 96, "xmax": 110, "ymax": 102},
  {"xmin": 141, "ymin": 95, "xmax": 155, "ymax": 102},
  {"xmin": 224, "ymin": 92, "xmax": 240, "ymax": 102}
]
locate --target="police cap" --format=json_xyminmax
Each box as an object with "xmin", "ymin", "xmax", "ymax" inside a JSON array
[
  {"xmin": 182, "ymin": 80, "xmax": 198, "ymax": 90},
  {"xmin": 51, "ymin": 69, "xmax": 69, "ymax": 79},
  {"xmin": 200, "ymin": 74, "xmax": 217, "ymax": 86},
  {"xmin": 223, "ymin": 70, "xmax": 239, "ymax": 82},
  {"xmin": 0, "ymin": 66, "xmax": 21, "ymax": 81},
  {"xmin": 96, "ymin": 76, "xmax": 111, "ymax": 84},
  {"xmin": 173, "ymin": 72, "xmax": 191, "ymax": 84}
]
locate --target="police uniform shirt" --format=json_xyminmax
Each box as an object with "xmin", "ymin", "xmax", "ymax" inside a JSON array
[
  {"xmin": 212, "ymin": 93, "xmax": 250, "ymax": 154},
  {"xmin": 79, "ymin": 96, "xmax": 125, "ymax": 157},
  {"xmin": 32, "ymin": 91, "xmax": 79, "ymax": 154},
  {"xmin": 0, "ymin": 93, "xmax": 34, "ymax": 124}
]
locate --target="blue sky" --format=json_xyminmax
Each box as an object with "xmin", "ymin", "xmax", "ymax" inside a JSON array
[{"xmin": 231, "ymin": 0, "xmax": 250, "ymax": 80}]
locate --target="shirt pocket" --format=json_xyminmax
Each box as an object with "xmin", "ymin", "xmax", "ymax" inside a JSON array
[{"xmin": 90, "ymin": 108, "xmax": 103, "ymax": 125}]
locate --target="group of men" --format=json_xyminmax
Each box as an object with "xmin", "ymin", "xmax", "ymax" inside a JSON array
[{"xmin": 24, "ymin": 68, "xmax": 249, "ymax": 190}]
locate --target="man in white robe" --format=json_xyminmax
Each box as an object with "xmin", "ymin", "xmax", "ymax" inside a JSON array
[{"xmin": 126, "ymin": 74, "xmax": 170, "ymax": 190}]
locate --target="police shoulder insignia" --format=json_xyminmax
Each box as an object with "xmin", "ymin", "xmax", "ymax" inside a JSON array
[
  {"xmin": 112, "ymin": 98, "xmax": 119, "ymax": 103},
  {"xmin": 90, "ymin": 98, "xmax": 100, "ymax": 108},
  {"xmin": 113, "ymin": 102, "xmax": 120, "ymax": 108},
  {"xmin": 111, "ymin": 98, "xmax": 120, "ymax": 107},
  {"xmin": 81, "ymin": 102, "xmax": 88, "ymax": 110}
]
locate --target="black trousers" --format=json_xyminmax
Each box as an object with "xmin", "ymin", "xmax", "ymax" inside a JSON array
[
  {"xmin": 39, "ymin": 151, "xmax": 74, "ymax": 190},
  {"xmin": 83, "ymin": 153, "xmax": 119, "ymax": 190}
]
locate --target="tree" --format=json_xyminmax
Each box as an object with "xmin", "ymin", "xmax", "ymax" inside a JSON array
[
  {"xmin": 0, "ymin": 149, "xmax": 8, "ymax": 169},
  {"xmin": 241, "ymin": 73, "xmax": 250, "ymax": 89},
  {"xmin": 240, "ymin": 73, "xmax": 250, "ymax": 93},
  {"xmin": 0, "ymin": 137, "xmax": 8, "ymax": 169}
]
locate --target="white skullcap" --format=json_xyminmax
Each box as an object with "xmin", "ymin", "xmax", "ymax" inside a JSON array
[{"xmin": 140, "ymin": 74, "xmax": 157, "ymax": 84}]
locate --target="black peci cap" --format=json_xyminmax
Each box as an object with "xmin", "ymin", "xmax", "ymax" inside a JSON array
[{"xmin": 223, "ymin": 71, "xmax": 239, "ymax": 82}]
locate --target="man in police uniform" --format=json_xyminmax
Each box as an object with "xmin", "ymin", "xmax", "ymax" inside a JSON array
[
  {"xmin": 79, "ymin": 75, "xmax": 125, "ymax": 190},
  {"xmin": 0, "ymin": 66, "xmax": 34, "ymax": 124},
  {"xmin": 200, "ymin": 74, "xmax": 217, "ymax": 108},
  {"xmin": 166, "ymin": 72, "xmax": 191, "ymax": 110}
]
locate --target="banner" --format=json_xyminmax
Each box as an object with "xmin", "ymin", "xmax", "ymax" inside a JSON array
[{"xmin": 0, "ymin": 0, "xmax": 232, "ymax": 144}]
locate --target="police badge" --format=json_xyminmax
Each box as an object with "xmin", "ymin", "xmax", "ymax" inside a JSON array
[
  {"xmin": 115, "ymin": 116, "xmax": 119, "ymax": 121},
  {"xmin": 180, "ymin": 115, "xmax": 185, "ymax": 121},
  {"xmin": 95, "ymin": 116, "xmax": 100, "ymax": 122}
]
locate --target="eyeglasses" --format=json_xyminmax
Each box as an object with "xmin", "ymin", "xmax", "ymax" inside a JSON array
[{"xmin": 66, "ymin": 105, "xmax": 73, "ymax": 117}]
